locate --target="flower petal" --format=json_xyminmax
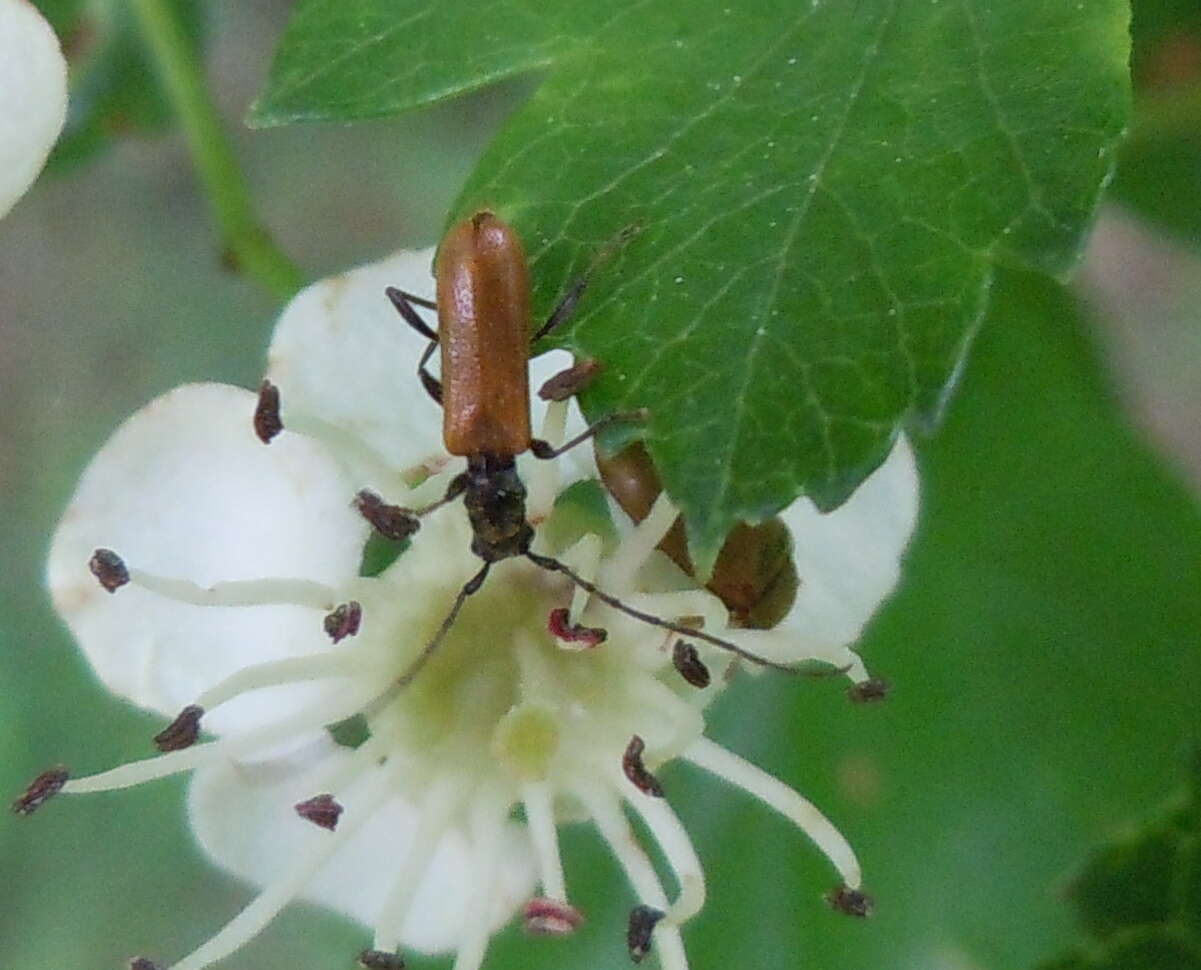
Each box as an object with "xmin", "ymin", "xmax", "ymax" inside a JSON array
[
  {"xmin": 189, "ymin": 750, "xmax": 537, "ymax": 954},
  {"xmin": 0, "ymin": 0, "xmax": 67, "ymax": 218},
  {"xmin": 777, "ymin": 435, "xmax": 919, "ymax": 648},
  {"xmin": 265, "ymin": 248, "xmax": 447, "ymax": 477},
  {"xmin": 265, "ymin": 247, "xmax": 594, "ymax": 486},
  {"xmin": 47, "ymin": 383, "xmax": 368, "ymax": 732}
]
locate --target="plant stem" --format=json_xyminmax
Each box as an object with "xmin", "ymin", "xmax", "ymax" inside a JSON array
[{"xmin": 129, "ymin": 0, "xmax": 304, "ymax": 302}]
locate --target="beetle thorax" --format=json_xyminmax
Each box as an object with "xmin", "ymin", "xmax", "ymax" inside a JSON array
[{"xmin": 464, "ymin": 454, "xmax": 534, "ymax": 562}]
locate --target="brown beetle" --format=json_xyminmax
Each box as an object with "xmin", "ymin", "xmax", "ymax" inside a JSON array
[
  {"xmin": 596, "ymin": 441, "xmax": 799, "ymax": 630},
  {"xmin": 377, "ymin": 209, "xmax": 797, "ymax": 682}
]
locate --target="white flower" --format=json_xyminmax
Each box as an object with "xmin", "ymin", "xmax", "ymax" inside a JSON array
[
  {"xmin": 26, "ymin": 247, "xmax": 919, "ymax": 970},
  {"xmin": 0, "ymin": 0, "xmax": 68, "ymax": 219}
]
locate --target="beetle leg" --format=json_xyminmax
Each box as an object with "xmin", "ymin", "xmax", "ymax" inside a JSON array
[
  {"xmin": 385, "ymin": 285, "xmax": 439, "ymax": 338},
  {"xmin": 532, "ymin": 223, "xmax": 640, "ymax": 343},
  {"xmin": 530, "ymin": 409, "xmax": 648, "ymax": 460},
  {"xmin": 418, "ymin": 339, "xmax": 443, "ymax": 405},
  {"xmin": 532, "ymin": 275, "xmax": 590, "ymax": 343},
  {"xmin": 537, "ymin": 358, "xmax": 602, "ymax": 402}
]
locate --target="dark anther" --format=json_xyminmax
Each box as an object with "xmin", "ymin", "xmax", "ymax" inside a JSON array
[
  {"xmin": 547, "ymin": 607, "xmax": 607, "ymax": 648},
  {"xmin": 827, "ymin": 884, "xmax": 873, "ymax": 917},
  {"xmin": 89, "ymin": 548, "xmax": 129, "ymax": 593},
  {"xmin": 529, "ymin": 439, "xmax": 556, "ymax": 459},
  {"xmin": 358, "ymin": 949, "xmax": 405, "ymax": 969},
  {"xmin": 622, "ymin": 735, "xmax": 664, "ymax": 798},
  {"xmin": 626, "ymin": 904, "xmax": 665, "ymax": 963},
  {"xmin": 129, "ymin": 959, "xmax": 164, "ymax": 970},
  {"xmin": 671, "ymin": 641, "xmax": 711, "ymax": 688},
  {"xmin": 524, "ymin": 897, "xmax": 585, "ymax": 936},
  {"xmin": 254, "ymin": 379, "xmax": 284, "ymax": 443},
  {"xmin": 295, "ymin": 793, "xmax": 344, "ymax": 831},
  {"xmin": 324, "ymin": 601, "xmax": 363, "ymax": 643},
  {"xmin": 354, "ymin": 490, "xmax": 421, "ymax": 541},
  {"xmin": 538, "ymin": 358, "xmax": 603, "ymax": 401},
  {"xmin": 154, "ymin": 705, "xmax": 204, "ymax": 752},
  {"xmin": 12, "ymin": 766, "xmax": 69, "ymax": 815},
  {"xmin": 848, "ymin": 677, "xmax": 891, "ymax": 704}
]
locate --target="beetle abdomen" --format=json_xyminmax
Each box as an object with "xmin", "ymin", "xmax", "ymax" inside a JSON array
[{"xmin": 436, "ymin": 211, "xmax": 532, "ymax": 457}]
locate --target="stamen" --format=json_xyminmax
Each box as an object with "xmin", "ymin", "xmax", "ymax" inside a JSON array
[
  {"xmin": 358, "ymin": 951, "xmax": 405, "ymax": 969},
  {"xmin": 127, "ymin": 567, "xmax": 337, "ymax": 611},
  {"xmin": 66, "ymin": 689, "xmax": 377, "ymax": 795},
  {"xmin": 574, "ymin": 783, "xmax": 689, "ymax": 970},
  {"xmin": 547, "ymin": 607, "xmax": 606, "ymax": 649},
  {"xmin": 168, "ymin": 763, "xmax": 396, "ymax": 970},
  {"xmin": 324, "ymin": 601, "xmax": 363, "ymax": 642},
  {"xmin": 528, "ymin": 553, "xmax": 799, "ymax": 672},
  {"xmin": 538, "ymin": 359, "xmax": 602, "ymax": 402},
  {"xmin": 627, "ymin": 905, "xmax": 665, "ymax": 963},
  {"xmin": 848, "ymin": 677, "xmax": 891, "ymax": 703},
  {"xmin": 276, "ymin": 407, "xmax": 407, "ymax": 493},
  {"xmin": 12, "ymin": 766, "xmax": 69, "ymax": 815},
  {"xmin": 354, "ymin": 490, "xmax": 421, "ymax": 541},
  {"xmin": 253, "ymin": 380, "xmax": 283, "ymax": 443},
  {"xmin": 154, "ymin": 706, "xmax": 204, "ymax": 752},
  {"xmin": 526, "ymin": 400, "xmax": 568, "ymax": 524},
  {"xmin": 524, "ymin": 897, "xmax": 585, "ymax": 936},
  {"xmin": 671, "ymin": 642, "xmax": 710, "ymax": 688},
  {"xmin": 602, "ymin": 493, "xmax": 680, "ymax": 594},
  {"xmin": 450, "ymin": 794, "xmax": 507, "ymax": 970},
  {"xmin": 827, "ymin": 885, "xmax": 873, "ymax": 917},
  {"xmin": 623, "ymin": 736, "xmax": 664, "ymax": 798},
  {"xmin": 684, "ymin": 737, "xmax": 861, "ymax": 889},
  {"xmin": 195, "ymin": 651, "xmax": 381, "ymax": 713},
  {"xmin": 562, "ymin": 533, "xmax": 602, "ymax": 623},
  {"xmin": 521, "ymin": 781, "xmax": 568, "ymax": 904},
  {"xmin": 294, "ymin": 793, "xmax": 343, "ymax": 831},
  {"xmin": 622, "ymin": 787, "xmax": 706, "ymax": 927},
  {"xmin": 371, "ymin": 775, "xmax": 464, "ymax": 953},
  {"xmin": 89, "ymin": 548, "xmax": 129, "ymax": 592}
]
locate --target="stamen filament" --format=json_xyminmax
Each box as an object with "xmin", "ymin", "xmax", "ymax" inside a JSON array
[
  {"xmin": 619, "ymin": 780, "xmax": 706, "ymax": 926},
  {"xmin": 521, "ymin": 781, "xmax": 567, "ymax": 904},
  {"xmin": 450, "ymin": 793, "xmax": 507, "ymax": 970},
  {"xmin": 574, "ymin": 782, "xmax": 690, "ymax": 970},
  {"xmin": 196, "ymin": 651, "xmax": 384, "ymax": 712},
  {"xmin": 129, "ymin": 569, "xmax": 337, "ymax": 611},
  {"xmin": 65, "ymin": 690, "xmax": 377, "ymax": 795},
  {"xmin": 527, "ymin": 400, "xmax": 568, "ymax": 524},
  {"xmin": 683, "ymin": 737, "xmax": 861, "ymax": 888},
  {"xmin": 602, "ymin": 493, "xmax": 679, "ymax": 594},
  {"xmin": 371, "ymin": 774, "xmax": 464, "ymax": 953},
  {"xmin": 562, "ymin": 533, "xmax": 602, "ymax": 624},
  {"xmin": 277, "ymin": 409, "xmax": 408, "ymax": 495},
  {"xmin": 169, "ymin": 762, "xmax": 397, "ymax": 970}
]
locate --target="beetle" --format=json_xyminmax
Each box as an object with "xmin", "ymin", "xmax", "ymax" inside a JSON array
[
  {"xmin": 372, "ymin": 209, "xmax": 795, "ymax": 683},
  {"xmin": 595, "ymin": 440, "xmax": 799, "ymax": 630}
]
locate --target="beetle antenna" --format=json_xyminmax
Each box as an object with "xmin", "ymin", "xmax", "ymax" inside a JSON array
[
  {"xmin": 393, "ymin": 562, "xmax": 491, "ymax": 689},
  {"xmin": 525, "ymin": 552, "xmax": 811, "ymax": 673}
]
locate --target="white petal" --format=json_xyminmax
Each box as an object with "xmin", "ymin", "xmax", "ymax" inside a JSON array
[
  {"xmin": 189, "ymin": 751, "xmax": 537, "ymax": 953},
  {"xmin": 266, "ymin": 248, "xmax": 447, "ymax": 475},
  {"xmin": 0, "ymin": 0, "xmax": 67, "ymax": 218},
  {"xmin": 47, "ymin": 383, "xmax": 368, "ymax": 732},
  {"xmin": 777, "ymin": 435, "xmax": 919, "ymax": 647},
  {"xmin": 266, "ymin": 247, "xmax": 596, "ymax": 485}
]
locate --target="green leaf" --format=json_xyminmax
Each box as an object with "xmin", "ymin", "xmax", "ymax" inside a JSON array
[
  {"xmin": 36, "ymin": 0, "xmax": 205, "ymax": 172},
  {"xmin": 1038, "ymin": 752, "xmax": 1201, "ymax": 969},
  {"xmin": 254, "ymin": 0, "xmax": 1129, "ymax": 571},
  {"xmin": 1071, "ymin": 825, "xmax": 1186, "ymax": 938}
]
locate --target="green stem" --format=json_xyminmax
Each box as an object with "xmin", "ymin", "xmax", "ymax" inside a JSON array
[{"xmin": 129, "ymin": 0, "xmax": 304, "ymax": 302}]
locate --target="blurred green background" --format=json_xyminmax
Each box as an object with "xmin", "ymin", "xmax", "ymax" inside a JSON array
[{"xmin": 2, "ymin": 2, "xmax": 1200, "ymax": 969}]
